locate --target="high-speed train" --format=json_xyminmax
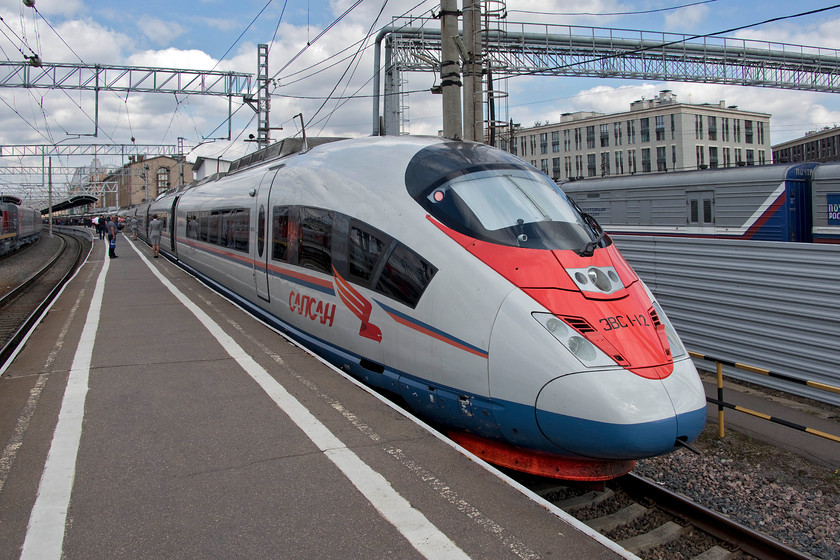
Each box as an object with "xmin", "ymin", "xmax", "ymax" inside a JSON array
[
  {"xmin": 0, "ymin": 196, "xmax": 40, "ymax": 257},
  {"xmin": 131, "ymin": 135, "xmax": 706, "ymax": 481}
]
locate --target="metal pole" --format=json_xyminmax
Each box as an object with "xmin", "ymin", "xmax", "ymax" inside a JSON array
[
  {"xmin": 717, "ymin": 362, "xmax": 725, "ymax": 438},
  {"xmin": 48, "ymin": 157, "xmax": 53, "ymax": 238},
  {"xmin": 440, "ymin": 0, "xmax": 462, "ymax": 140}
]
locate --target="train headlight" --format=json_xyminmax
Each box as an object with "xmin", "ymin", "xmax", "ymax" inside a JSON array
[
  {"xmin": 652, "ymin": 301, "xmax": 688, "ymax": 359},
  {"xmin": 533, "ymin": 313, "xmax": 614, "ymax": 368}
]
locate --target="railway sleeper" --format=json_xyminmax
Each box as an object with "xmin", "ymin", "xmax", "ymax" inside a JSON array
[
  {"xmin": 618, "ymin": 520, "xmax": 686, "ymax": 554},
  {"xmin": 583, "ymin": 502, "xmax": 647, "ymax": 532},
  {"xmin": 553, "ymin": 488, "xmax": 615, "ymax": 512}
]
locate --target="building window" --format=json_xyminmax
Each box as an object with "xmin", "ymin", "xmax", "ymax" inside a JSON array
[
  {"xmin": 530, "ymin": 135, "xmax": 537, "ymax": 155},
  {"xmin": 156, "ymin": 167, "xmax": 169, "ymax": 193},
  {"xmin": 671, "ymin": 114, "xmax": 676, "ymax": 140},
  {"xmin": 722, "ymin": 118, "xmax": 730, "ymax": 142},
  {"xmin": 551, "ymin": 131, "xmax": 560, "ymax": 153},
  {"xmin": 641, "ymin": 148, "xmax": 651, "ymax": 172},
  {"xmin": 708, "ymin": 116, "xmax": 717, "ymax": 141},
  {"xmin": 758, "ymin": 150, "xmax": 766, "ymax": 165},
  {"xmin": 655, "ymin": 115, "xmax": 665, "ymax": 141},
  {"xmin": 614, "ymin": 122, "xmax": 622, "ymax": 145},
  {"xmin": 672, "ymin": 145, "xmax": 677, "ymax": 169},
  {"xmin": 615, "ymin": 150, "xmax": 624, "ymax": 174},
  {"xmin": 656, "ymin": 146, "xmax": 666, "ymax": 171},
  {"xmin": 640, "ymin": 118, "xmax": 650, "ymax": 142},
  {"xmin": 587, "ymin": 153, "xmax": 597, "ymax": 177},
  {"xmin": 575, "ymin": 155, "xmax": 583, "ymax": 177},
  {"xmin": 746, "ymin": 149, "xmax": 755, "ymax": 165},
  {"xmin": 735, "ymin": 148, "xmax": 742, "ymax": 165},
  {"xmin": 600, "ymin": 152, "xmax": 610, "ymax": 176},
  {"xmin": 564, "ymin": 156, "xmax": 572, "ymax": 179},
  {"xmin": 551, "ymin": 157, "xmax": 561, "ymax": 179},
  {"xmin": 540, "ymin": 133, "xmax": 548, "ymax": 154},
  {"xmin": 541, "ymin": 158, "xmax": 549, "ymax": 174},
  {"xmin": 696, "ymin": 145, "xmax": 705, "ymax": 168},
  {"xmin": 745, "ymin": 120, "xmax": 754, "ymax": 144},
  {"xmin": 627, "ymin": 120, "xmax": 636, "ymax": 144},
  {"xmin": 600, "ymin": 124, "xmax": 609, "ymax": 147},
  {"xmin": 734, "ymin": 120, "xmax": 741, "ymax": 143},
  {"xmin": 757, "ymin": 122, "xmax": 765, "ymax": 145},
  {"xmin": 563, "ymin": 130, "xmax": 571, "ymax": 151},
  {"xmin": 723, "ymin": 147, "xmax": 731, "ymax": 167},
  {"xmin": 628, "ymin": 149, "xmax": 637, "ymax": 174},
  {"xmin": 709, "ymin": 146, "xmax": 719, "ymax": 168},
  {"xmin": 695, "ymin": 115, "xmax": 704, "ymax": 140},
  {"xmin": 586, "ymin": 126, "xmax": 596, "ymax": 149},
  {"xmin": 575, "ymin": 128, "xmax": 582, "ymax": 150}
]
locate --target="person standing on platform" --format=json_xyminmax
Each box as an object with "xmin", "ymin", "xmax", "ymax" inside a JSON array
[
  {"xmin": 106, "ymin": 216, "xmax": 118, "ymax": 258},
  {"xmin": 148, "ymin": 214, "xmax": 162, "ymax": 258},
  {"xmin": 130, "ymin": 216, "xmax": 138, "ymax": 240}
]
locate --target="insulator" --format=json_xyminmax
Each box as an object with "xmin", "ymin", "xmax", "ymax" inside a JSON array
[{"xmin": 23, "ymin": 0, "xmax": 36, "ymax": 7}]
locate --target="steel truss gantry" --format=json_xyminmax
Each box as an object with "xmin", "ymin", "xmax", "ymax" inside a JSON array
[
  {"xmin": 0, "ymin": 143, "xmax": 180, "ymax": 158},
  {"xmin": 0, "ymin": 61, "xmax": 253, "ymax": 96},
  {"xmin": 376, "ymin": 21, "xmax": 840, "ymax": 134},
  {"xmin": 390, "ymin": 21, "xmax": 840, "ymax": 88}
]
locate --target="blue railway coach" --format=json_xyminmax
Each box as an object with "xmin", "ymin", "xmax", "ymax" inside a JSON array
[{"xmin": 561, "ymin": 163, "xmax": 823, "ymax": 242}]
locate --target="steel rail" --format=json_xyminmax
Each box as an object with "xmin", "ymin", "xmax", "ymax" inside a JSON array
[{"xmin": 619, "ymin": 473, "xmax": 818, "ymax": 560}]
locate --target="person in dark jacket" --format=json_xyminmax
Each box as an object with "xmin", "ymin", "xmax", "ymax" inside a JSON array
[{"xmin": 106, "ymin": 216, "xmax": 118, "ymax": 258}]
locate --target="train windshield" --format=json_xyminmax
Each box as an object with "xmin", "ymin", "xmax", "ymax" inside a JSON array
[{"xmin": 424, "ymin": 168, "xmax": 601, "ymax": 250}]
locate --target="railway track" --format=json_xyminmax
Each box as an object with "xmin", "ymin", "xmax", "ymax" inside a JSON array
[
  {"xmin": 521, "ymin": 472, "xmax": 817, "ymax": 560},
  {"xmin": 0, "ymin": 232, "xmax": 87, "ymax": 365}
]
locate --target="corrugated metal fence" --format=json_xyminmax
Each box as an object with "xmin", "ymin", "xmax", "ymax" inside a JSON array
[{"xmin": 613, "ymin": 235, "xmax": 840, "ymax": 407}]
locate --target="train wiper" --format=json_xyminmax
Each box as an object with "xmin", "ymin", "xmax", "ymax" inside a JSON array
[
  {"xmin": 577, "ymin": 230, "xmax": 606, "ymax": 257},
  {"xmin": 576, "ymin": 211, "xmax": 606, "ymax": 257}
]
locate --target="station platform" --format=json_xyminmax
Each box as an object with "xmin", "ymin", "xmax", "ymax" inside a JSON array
[{"xmin": 0, "ymin": 234, "xmax": 633, "ymax": 560}]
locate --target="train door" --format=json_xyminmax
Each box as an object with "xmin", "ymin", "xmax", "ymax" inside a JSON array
[
  {"xmin": 169, "ymin": 196, "xmax": 180, "ymax": 254},
  {"xmin": 254, "ymin": 170, "xmax": 278, "ymax": 301},
  {"xmin": 785, "ymin": 164, "xmax": 816, "ymax": 242}
]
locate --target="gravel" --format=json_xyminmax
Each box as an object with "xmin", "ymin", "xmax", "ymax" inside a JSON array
[{"xmin": 634, "ymin": 425, "xmax": 840, "ymax": 560}]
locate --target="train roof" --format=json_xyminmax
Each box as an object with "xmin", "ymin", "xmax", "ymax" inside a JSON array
[
  {"xmin": 561, "ymin": 163, "xmax": 815, "ymax": 192},
  {"xmin": 226, "ymin": 136, "xmax": 347, "ymax": 175}
]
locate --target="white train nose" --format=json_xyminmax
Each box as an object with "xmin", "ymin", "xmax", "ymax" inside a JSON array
[{"xmin": 534, "ymin": 370, "xmax": 684, "ymax": 460}]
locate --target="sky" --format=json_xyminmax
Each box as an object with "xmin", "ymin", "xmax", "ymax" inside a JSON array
[{"xmin": 2, "ymin": 0, "xmax": 840, "ymax": 200}]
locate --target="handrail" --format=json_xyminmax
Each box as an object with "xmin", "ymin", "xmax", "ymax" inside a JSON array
[{"xmin": 689, "ymin": 351, "xmax": 840, "ymax": 444}]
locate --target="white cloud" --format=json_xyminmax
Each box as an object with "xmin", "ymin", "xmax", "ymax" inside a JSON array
[
  {"xmin": 136, "ymin": 16, "xmax": 187, "ymax": 47},
  {"xmin": 663, "ymin": 4, "xmax": 710, "ymax": 33}
]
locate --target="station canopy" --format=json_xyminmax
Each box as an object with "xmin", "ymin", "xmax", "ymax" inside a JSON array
[{"xmin": 40, "ymin": 194, "xmax": 98, "ymax": 214}]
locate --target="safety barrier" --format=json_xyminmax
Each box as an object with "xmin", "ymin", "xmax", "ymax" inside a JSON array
[{"xmin": 689, "ymin": 351, "xmax": 840, "ymax": 444}]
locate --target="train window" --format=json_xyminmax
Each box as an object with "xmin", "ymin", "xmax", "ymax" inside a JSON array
[
  {"xmin": 198, "ymin": 211, "xmax": 209, "ymax": 241},
  {"xmin": 375, "ymin": 244, "xmax": 437, "ymax": 308},
  {"xmin": 186, "ymin": 213, "xmax": 200, "ymax": 239},
  {"xmin": 225, "ymin": 208, "xmax": 249, "ymax": 252},
  {"xmin": 348, "ymin": 221, "xmax": 388, "ymax": 282},
  {"xmin": 272, "ymin": 206, "xmax": 290, "ymax": 261},
  {"xmin": 207, "ymin": 210, "xmax": 221, "ymax": 244},
  {"xmin": 299, "ymin": 207, "xmax": 333, "ymax": 274},
  {"xmin": 687, "ymin": 192, "xmax": 714, "ymax": 225}
]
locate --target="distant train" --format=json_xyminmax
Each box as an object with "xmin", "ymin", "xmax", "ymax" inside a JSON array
[
  {"xmin": 561, "ymin": 162, "xmax": 840, "ymax": 244},
  {"xmin": 125, "ymin": 135, "xmax": 707, "ymax": 482},
  {"xmin": 0, "ymin": 196, "xmax": 41, "ymax": 256}
]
